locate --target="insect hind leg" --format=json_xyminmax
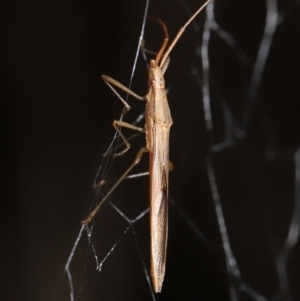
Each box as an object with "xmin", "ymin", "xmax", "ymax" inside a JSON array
[{"xmin": 82, "ymin": 147, "xmax": 148, "ymax": 225}]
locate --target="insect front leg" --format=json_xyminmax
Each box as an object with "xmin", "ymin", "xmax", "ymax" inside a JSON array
[
  {"xmin": 102, "ymin": 75, "xmax": 147, "ymax": 156},
  {"xmin": 102, "ymin": 75, "xmax": 145, "ymax": 115}
]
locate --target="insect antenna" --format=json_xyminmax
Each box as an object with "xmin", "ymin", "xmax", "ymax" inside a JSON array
[
  {"xmin": 145, "ymin": 16, "xmax": 169, "ymax": 66},
  {"xmin": 160, "ymin": 0, "xmax": 210, "ymax": 68}
]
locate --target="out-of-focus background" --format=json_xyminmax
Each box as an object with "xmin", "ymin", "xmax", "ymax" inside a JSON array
[{"xmin": 1, "ymin": 0, "xmax": 300, "ymax": 300}]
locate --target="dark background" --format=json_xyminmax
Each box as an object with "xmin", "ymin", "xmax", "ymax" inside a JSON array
[{"xmin": 1, "ymin": 0, "xmax": 300, "ymax": 300}]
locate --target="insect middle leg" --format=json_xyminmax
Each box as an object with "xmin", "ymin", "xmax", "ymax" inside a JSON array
[{"xmin": 112, "ymin": 120, "xmax": 144, "ymax": 156}]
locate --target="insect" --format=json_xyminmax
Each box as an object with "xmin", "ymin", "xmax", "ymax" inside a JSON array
[{"xmin": 82, "ymin": 0, "xmax": 210, "ymax": 293}]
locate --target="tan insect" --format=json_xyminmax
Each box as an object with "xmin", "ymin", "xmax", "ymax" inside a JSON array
[{"xmin": 82, "ymin": 0, "xmax": 210, "ymax": 293}]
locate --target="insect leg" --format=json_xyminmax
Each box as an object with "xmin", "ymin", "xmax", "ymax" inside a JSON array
[
  {"xmin": 102, "ymin": 132, "xmax": 142, "ymax": 158},
  {"xmin": 112, "ymin": 120, "xmax": 144, "ymax": 157},
  {"xmin": 102, "ymin": 74, "xmax": 147, "ymax": 155},
  {"xmin": 102, "ymin": 75, "xmax": 146, "ymax": 115},
  {"xmin": 96, "ymin": 161, "xmax": 173, "ymax": 188},
  {"xmin": 82, "ymin": 147, "xmax": 148, "ymax": 225}
]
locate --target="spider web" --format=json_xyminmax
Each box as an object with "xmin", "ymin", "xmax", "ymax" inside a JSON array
[{"xmin": 53, "ymin": 0, "xmax": 300, "ymax": 300}]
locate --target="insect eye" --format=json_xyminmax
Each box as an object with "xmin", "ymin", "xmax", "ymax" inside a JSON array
[{"xmin": 150, "ymin": 78, "xmax": 156, "ymax": 84}]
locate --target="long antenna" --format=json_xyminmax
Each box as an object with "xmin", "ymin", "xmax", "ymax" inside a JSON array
[{"xmin": 159, "ymin": 0, "xmax": 210, "ymax": 68}]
